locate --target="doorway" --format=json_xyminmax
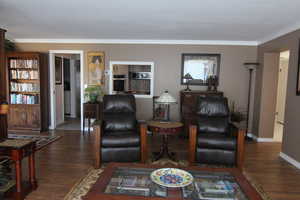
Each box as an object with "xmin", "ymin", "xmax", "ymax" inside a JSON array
[
  {"xmin": 49, "ymin": 50, "xmax": 84, "ymax": 131},
  {"xmin": 273, "ymin": 51, "xmax": 290, "ymax": 142}
]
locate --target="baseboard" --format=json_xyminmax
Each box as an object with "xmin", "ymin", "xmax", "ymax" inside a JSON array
[
  {"xmin": 247, "ymin": 133, "xmax": 274, "ymax": 142},
  {"xmin": 247, "ymin": 133, "xmax": 257, "ymax": 140},
  {"xmin": 279, "ymin": 152, "xmax": 300, "ymax": 169},
  {"xmin": 256, "ymin": 137, "xmax": 274, "ymax": 142}
]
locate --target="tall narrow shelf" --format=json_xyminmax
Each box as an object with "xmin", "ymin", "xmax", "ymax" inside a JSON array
[{"xmin": 7, "ymin": 52, "xmax": 49, "ymax": 132}]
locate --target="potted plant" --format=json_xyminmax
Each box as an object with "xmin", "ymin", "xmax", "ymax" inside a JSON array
[
  {"xmin": 0, "ymin": 100, "xmax": 9, "ymax": 115},
  {"xmin": 84, "ymin": 85, "xmax": 103, "ymax": 103}
]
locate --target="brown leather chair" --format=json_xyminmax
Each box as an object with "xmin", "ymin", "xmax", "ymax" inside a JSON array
[
  {"xmin": 93, "ymin": 94, "xmax": 147, "ymax": 168},
  {"xmin": 189, "ymin": 96, "xmax": 245, "ymax": 170}
]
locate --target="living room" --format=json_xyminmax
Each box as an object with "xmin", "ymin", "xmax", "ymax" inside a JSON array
[{"xmin": 0, "ymin": 0, "xmax": 300, "ymax": 199}]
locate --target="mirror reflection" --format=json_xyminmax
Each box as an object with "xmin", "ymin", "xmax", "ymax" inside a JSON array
[{"xmin": 181, "ymin": 54, "xmax": 220, "ymax": 85}]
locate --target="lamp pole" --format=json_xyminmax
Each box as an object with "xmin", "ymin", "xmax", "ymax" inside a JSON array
[{"xmin": 244, "ymin": 62, "xmax": 259, "ymax": 140}]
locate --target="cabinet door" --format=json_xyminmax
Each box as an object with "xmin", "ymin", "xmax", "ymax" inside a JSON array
[
  {"xmin": 182, "ymin": 94, "xmax": 196, "ymax": 114},
  {"xmin": 8, "ymin": 105, "xmax": 28, "ymax": 129},
  {"xmin": 26, "ymin": 105, "xmax": 41, "ymax": 130}
]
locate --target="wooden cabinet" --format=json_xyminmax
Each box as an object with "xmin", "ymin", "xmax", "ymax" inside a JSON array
[
  {"xmin": 7, "ymin": 52, "xmax": 49, "ymax": 132},
  {"xmin": 180, "ymin": 90, "xmax": 223, "ymax": 137}
]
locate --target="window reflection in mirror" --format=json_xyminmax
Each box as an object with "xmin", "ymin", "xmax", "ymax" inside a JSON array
[
  {"xmin": 181, "ymin": 54, "xmax": 220, "ymax": 85},
  {"xmin": 109, "ymin": 62, "xmax": 154, "ymax": 98}
]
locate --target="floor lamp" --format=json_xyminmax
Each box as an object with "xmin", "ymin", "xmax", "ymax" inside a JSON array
[{"xmin": 244, "ymin": 62, "xmax": 259, "ymax": 140}]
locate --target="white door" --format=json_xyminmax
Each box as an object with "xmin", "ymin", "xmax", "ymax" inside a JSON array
[{"xmin": 273, "ymin": 51, "xmax": 289, "ymax": 142}]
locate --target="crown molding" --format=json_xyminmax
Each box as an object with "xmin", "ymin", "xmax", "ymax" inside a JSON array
[
  {"xmin": 258, "ymin": 21, "xmax": 300, "ymax": 45},
  {"xmin": 13, "ymin": 38, "xmax": 258, "ymax": 46}
]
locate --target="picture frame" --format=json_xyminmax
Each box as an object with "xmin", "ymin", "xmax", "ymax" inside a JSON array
[
  {"xmin": 181, "ymin": 53, "xmax": 221, "ymax": 86},
  {"xmin": 87, "ymin": 51, "xmax": 105, "ymax": 85},
  {"xmin": 297, "ymin": 39, "xmax": 300, "ymax": 95},
  {"xmin": 55, "ymin": 56, "xmax": 62, "ymax": 85}
]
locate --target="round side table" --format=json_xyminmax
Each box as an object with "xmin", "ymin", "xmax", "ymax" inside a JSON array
[{"xmin": 147, "ymin": 121, "xmax": 183, "ymax": 161}]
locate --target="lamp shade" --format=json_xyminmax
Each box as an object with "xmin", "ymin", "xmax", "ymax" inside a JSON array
[
  {"xmin": 183, "ymin": 73, "xmax": 193, "ymax": 80},
  {"xmin": 244, "ymin": 62, "xmax": 259, "ymax": 70},
  {"xmin": 155, "ymin": 90, "xmax": 177, "ymax": 104}
]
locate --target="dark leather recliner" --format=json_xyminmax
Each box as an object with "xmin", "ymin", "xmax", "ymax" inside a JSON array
[
  {"xmin": 93, "ymin": 95, "xmax": 147, "ymax": 168},
  {"xmin": 189, "ymin": 96, "xmax": 245, "ymax": 170}
]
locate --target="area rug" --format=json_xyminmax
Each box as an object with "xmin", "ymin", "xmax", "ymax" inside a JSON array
[
  {"xmin": 64, "ymin": 160, "xmax": 272, "ymax": 200},
  {"xmin": 7, "ymin": 134, "xmax": 62, "ymax": 151}
]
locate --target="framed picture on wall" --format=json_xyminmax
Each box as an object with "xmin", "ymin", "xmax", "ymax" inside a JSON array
[
  {"xmin": 297, "ymin": 39, "xmax": 300, "ymax": 95},
  {"xmin": 87, "ymin": 51, "xmax": 105, "ymax": 85},
  {"xmin": 55, "ymin": 56, "xmax": 62, "ymax": 85}
]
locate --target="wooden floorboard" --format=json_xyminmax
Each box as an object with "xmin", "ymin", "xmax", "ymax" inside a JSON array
[{"xmin": 20, "ymin": 130, "xmax": 300, "ymax": 200}]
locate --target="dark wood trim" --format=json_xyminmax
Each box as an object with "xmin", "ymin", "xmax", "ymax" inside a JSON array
[
  {"xmin": 237, "ymin": 129, "xmax": 245, "ymax": 170},
  {"xmin": 296, "ymin": 38, "xmax": 300, "ymax": 95},
  {"xmin": 94, "ymin": 122, "xmax": 101, "ymax": 169},
  {"xmin": 188, "ymin": 125, "xmax": 197, "ymax": 165},
  {"xmin": 140, "ymin": 123, "xmax": 148, "ymax": 163},
  {"xmin": 0, "ymin": 28, "xmax": 7, "ymax": 141}
]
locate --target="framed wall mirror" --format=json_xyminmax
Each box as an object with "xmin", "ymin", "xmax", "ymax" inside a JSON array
[
  {"xmin": 181, "ymin": 53, "xmax": 221, "ymax": 86},
  {"xmin": 109, "ymin": 61, "xmax": 154, "ymax": 98}
]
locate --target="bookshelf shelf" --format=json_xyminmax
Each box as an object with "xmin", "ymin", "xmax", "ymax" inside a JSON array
[
  {"xmin": 7, "ymin": 52, "xmax": 49, "ymax": 132},
  {"xmin": 9, "ymin": 68, "xmax": 38, "ymax": 70},
  {"xmin": 11, "ymin": 79, "xmax": 39, "ymax": 83}
]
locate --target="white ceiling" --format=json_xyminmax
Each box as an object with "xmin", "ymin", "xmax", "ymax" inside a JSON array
[{"xmin": 1, "ymin": 0, "xmax": 300, "ymax": 45}]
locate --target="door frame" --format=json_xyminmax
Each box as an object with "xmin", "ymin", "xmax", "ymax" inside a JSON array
[{"xmin": 49, "ymin": 50, "xmax": 84, "ymax": 130}]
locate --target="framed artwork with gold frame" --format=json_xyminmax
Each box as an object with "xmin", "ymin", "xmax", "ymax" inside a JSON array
[{"xmin": 87, "ymin": 51, "xmax": 105, "ymax": 85}]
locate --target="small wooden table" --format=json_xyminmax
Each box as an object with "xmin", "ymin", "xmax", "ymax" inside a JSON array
[
  {"xmin": 83, "ymin": 162, "xmax": 264, "ymax": 200},
  {"xmin": 83, "ymin": 102, "xmax": 102, "ymax": 134},
  {"xmin": 147, "ymin": 121, "xmax": 183, "ymax": 161},
  {"xmin": 0, "ymin": 139, "xmax": 37, "ymax": 200}
]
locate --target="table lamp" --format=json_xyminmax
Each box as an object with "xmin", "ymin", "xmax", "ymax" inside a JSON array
[
  {"xmin": 155, "ymin": 90, "xmax": 177, "ymax": 121},
  {"xmin": 183, "ymin": 73, "xmax": 193, "ymax": 91}
]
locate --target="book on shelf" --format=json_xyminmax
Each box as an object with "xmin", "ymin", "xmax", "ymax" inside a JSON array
[
  {"xmin": 10, "ymin": 94, "xmax": 38, "ymax": 104},
  {"xmin": 10, "ymin": 82, "xmax": 39, "ymax": 92},
  {"xmin": 10, "ymin": 70, "xmax": 39, "ymax": 79},
  {"xmin": 10, "ymin": 59, "xmax": 38, "ymax": 69}
]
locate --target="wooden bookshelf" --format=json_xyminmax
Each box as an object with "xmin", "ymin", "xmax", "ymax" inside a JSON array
[{"xmin": 7, "ymin": 52, "xmax": 49, "ymax": 132}]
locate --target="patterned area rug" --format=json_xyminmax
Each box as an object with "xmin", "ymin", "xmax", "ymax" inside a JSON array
[
  {"xmin": 64, "ymin": 160, "xmax": 272, "ymax": 200},
  {"xmin": 7, "ymin": 134, "xmax": 62, "ymax": 151}
]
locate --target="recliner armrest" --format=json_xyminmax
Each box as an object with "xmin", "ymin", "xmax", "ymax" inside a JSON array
[
  {"xmin": 139, "ymin": 122, "xmax": 148, "ymax": 163},
  {"xmin": 93, "ymin": 120, "xmax": 102, "ymax": 169}
]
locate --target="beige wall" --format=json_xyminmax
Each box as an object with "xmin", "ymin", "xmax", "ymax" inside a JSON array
[
  {"xmin": 16, "ymin": 43, "xmax": 257, "ymax": 126},
  {"xmin": 255, "ymin": 29, "xmax": 300, "ymax": 162},
  {"xmin": 258, "ymin": 53, "xmax": 279, "ymax": 138}
]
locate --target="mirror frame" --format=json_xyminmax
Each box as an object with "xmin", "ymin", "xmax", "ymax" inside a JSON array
[{"xmin": 181, "ymin": 53, "xmax": 221, "ymax": 86}]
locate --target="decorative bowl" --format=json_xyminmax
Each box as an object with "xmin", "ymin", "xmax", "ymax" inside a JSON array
[{"xmin": 150, "ymin": 168, "xmax": 193, "ymax": 188}]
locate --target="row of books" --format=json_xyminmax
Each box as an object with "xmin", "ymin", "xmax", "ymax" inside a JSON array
[
  {"xmin": 10, "ymin": 82, "xmax": 39, "ymax": 92},
  {"xmin": 11, "ymin": 70, "xmax": 39, "ymax": 80},
  {"xmin": 10, "ymin": 94, "xmax": 39, "ymax": 104},
  {"xmin": 10, "ymin": 59, "xmax": 38, "ymax": 69}
]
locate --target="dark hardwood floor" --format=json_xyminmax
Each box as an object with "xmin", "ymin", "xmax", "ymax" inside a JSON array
[{"xmin": 21, "ymin": 130, "xmax": 300, "ymax": 200}]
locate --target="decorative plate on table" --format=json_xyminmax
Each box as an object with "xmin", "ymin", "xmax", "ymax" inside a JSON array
[{"xmin": 150, "ymin": 168, "xmax": 193, "ymax": 188}]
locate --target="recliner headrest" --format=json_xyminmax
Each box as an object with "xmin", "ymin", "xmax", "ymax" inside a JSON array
[
  {"xmin": 103, "ymin": 94, "xmax": 136, "ymax": 113},
  {"xmin": 196, "ymin": 96, "xmax": 229, "ymax": 117}
]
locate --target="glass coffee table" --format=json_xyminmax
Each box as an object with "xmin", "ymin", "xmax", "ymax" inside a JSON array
[{"xmin": 83, "ymin": 163, "xmax": 264, "ymax": 200}]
